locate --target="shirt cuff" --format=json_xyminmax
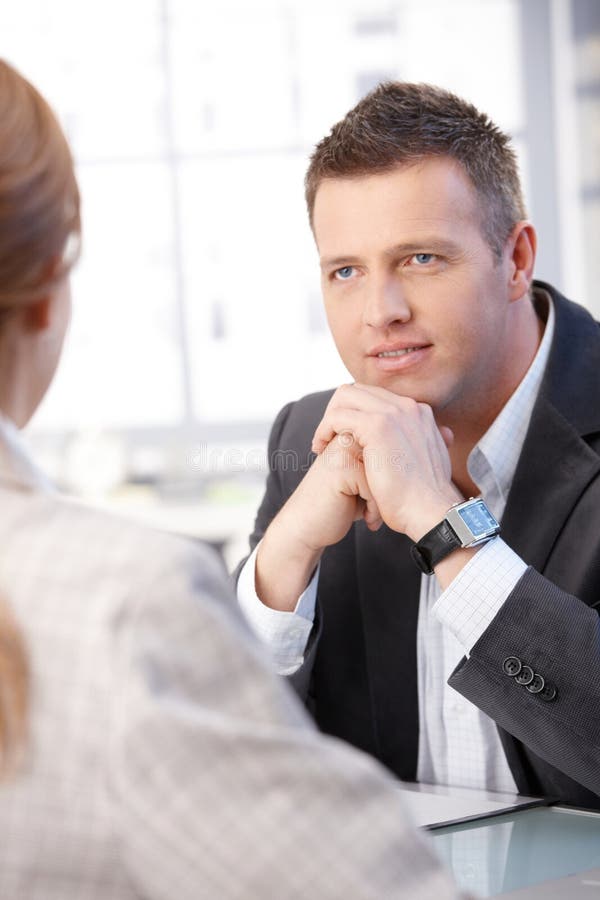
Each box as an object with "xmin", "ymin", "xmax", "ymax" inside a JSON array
[
  {"xmin": 432, "ymin": 538, "xmax": 528, "ymax": 653},
  {"xmin": 236, "ymin": 543, "xmax": 318, "ymax": 675}
]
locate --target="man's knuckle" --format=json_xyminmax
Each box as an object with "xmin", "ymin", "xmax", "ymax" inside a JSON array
[{"xmin": 395, "ymin": 396, "xmax": 418, "ymax": 415}]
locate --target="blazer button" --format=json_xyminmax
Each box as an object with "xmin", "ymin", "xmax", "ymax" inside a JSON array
[
  {"xmin": 514, "ymin": 665, "xmax": 534, "ymax": 686},
  {"xmin": 526, "ymin": 673, "xmax": 545, "ymax": 694},
  {"xmin": 502, "ymin": 656, "xmax": 522, "ymax": 677},
  {"xmin": 539, "ymin": 682, "xmax": 558, "ymax": 702}
]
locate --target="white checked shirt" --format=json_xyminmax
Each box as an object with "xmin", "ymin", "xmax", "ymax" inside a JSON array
[{"xmin": 238, "ymin": 290, "xmax": 555, "ymax": 794}]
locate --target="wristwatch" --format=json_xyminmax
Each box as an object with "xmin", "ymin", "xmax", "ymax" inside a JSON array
[{"xmin": 410, "ymin": 497, "xmax": 500, "ymax": 575}]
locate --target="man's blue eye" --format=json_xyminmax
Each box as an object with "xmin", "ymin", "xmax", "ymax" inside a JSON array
[
  {"xmin": 335, "ymin": 266, "xmax": 354, "ymax": 279},
  {"xmin": 414, "ymin": 253, "xmax": 434, "ymax": 264}
]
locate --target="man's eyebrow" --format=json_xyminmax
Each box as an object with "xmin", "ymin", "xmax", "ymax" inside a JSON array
[
  {"xmin": 319, "ymin": 255, "xmax": 362, "ymax": 270},
  {"xmin": 383, "ymin": 239, "xmax": 461, "ymax": 258},
  {"xmin": 319, "ymin": 240, "xmax": 461, "ymax": 270}
]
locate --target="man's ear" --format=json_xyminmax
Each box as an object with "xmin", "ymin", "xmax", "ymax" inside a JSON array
[{"xmin": 506, "ymin": 221, "xmax": 537, "ymax": 302}]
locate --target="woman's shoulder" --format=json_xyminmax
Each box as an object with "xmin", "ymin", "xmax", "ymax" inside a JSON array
[{"xmin": 0, "ymin": 485, "xmax": 231, "ymax": 625}]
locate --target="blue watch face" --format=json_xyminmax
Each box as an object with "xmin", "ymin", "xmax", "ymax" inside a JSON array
[{"xmin": 457, "ymin": 500, "xmax": 498, "ymax": 536}]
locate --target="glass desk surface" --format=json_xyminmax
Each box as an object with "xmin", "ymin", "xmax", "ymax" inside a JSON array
[{"xmin": 430, "ymin": 805, "xmax": 600, "ymax": 897}]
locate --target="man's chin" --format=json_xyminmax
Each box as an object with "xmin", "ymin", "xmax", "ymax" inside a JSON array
[
  {"xmin": 352, "ymin": 374, "xmax": 454, "ymax": 422},
  {"xmin": 360, "ymin": 373, "xmax": 432, "ymax": 403}
]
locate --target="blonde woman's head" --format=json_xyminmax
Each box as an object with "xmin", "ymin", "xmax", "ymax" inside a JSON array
[{"xmin": 0, "ymin": 59, "xmax": 80, "ymax": 426}]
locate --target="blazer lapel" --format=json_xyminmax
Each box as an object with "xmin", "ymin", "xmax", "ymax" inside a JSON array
[
  {"xmin": 501, "ymin": 286, "xmax": 600, "ymax": 568},
  {"xmin": 497, "ymin": 285, "xmax": 600, "ymax": 789},
  {"xmin": 354, "ymin": 521, "xmax": 421, "ymax": 780},
  {"xmin": 501, "ymin": 397, "xmax": 600, "ymax": 570}
]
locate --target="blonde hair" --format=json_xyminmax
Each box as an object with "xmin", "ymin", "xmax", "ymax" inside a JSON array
[
  {"xmin": 0, "ymin": 59, "xmax": 80, "ymax": 312},
  {"xmin": 0, "ymin": 602, "xmax": 28, "ymax": 775},
  {"xmin": 0, "ymin": 58, "xmax": 81, "ymax": 770}
]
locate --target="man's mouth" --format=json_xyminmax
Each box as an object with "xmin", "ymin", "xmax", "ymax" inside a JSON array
[
  {"xmin": 367, "ymin": 342, "xmax": 433, "ymax": 373},
  {"xmin": 377, "ymin": 347, "xmax": 421, "ymax": 358}
]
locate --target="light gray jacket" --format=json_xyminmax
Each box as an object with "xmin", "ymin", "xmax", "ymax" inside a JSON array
[{"xmin": 0, "ymin": 416, "xmax": 462, "ymax": 900}]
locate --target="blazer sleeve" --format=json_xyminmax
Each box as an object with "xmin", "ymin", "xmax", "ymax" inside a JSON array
[
  {"xmin": 250, "ymin": 401, "xmax": 296, "ymax": 553},
  {"xmin": 111, "ymin": 537, "xmax": 464, "ymax": 900},
  {"xmin": 233, "ymin": 399, "xmax": 323, "ymax": 702},
  {"xmin": 447, "ymin": 566, "xmax": 600, "ymax": 797},
  {"xmin": 232, "ymin": 401, "xmax": 295, "ymax": 581},
  {"xmin": 236, "ymin": 390, "xmax": 332, "ymax": 564}
]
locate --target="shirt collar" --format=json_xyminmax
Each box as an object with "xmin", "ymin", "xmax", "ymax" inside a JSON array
[
  {"xmin": 467, "ymin": 288, "xmax": 555, "ymax": 512},
  {"xmin": 0, "ymin": 412, "xmax": 55, "ymax": 493}
]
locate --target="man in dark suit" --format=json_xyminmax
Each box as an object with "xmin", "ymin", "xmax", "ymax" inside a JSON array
[{"xmin": 236, "ymin": 82, "xmax": 600, "ymax": 807}]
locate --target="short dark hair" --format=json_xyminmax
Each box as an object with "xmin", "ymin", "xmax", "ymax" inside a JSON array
[{"xmin": 305, "ymin": 81, "xmax": 526, "ymax": 259}]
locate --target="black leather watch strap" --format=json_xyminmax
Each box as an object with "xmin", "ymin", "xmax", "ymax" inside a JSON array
[{"xmin": 410, "ymin": 519, "xmax": 461, "ymax": 575}]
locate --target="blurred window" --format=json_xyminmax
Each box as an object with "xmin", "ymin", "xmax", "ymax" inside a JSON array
[
  {"xmin": 0, "ymin": 0, "xmax": 595, "ymax": 553},
  {"xmin": 1, "ymin": 0, "xmax": 528, "ymax": 438}
]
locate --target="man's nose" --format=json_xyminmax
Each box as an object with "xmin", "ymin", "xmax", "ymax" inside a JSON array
[{"xmin": 362, "ymin": 275, "xmax": 411, "ymax": 329}]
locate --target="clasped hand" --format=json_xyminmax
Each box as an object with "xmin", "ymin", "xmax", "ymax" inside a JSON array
[
  {"xmin": 256, "ymin": 383, "xmax": 464, "ymax": 609},
  {"xmin": 310, "ymin": 383, "xmax": 461, "ymax": 542}
]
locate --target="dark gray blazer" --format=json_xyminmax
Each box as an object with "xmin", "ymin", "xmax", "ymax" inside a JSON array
[{"xmin": 245, "ymin": 282, "xmax": 600, "ymax": 808}]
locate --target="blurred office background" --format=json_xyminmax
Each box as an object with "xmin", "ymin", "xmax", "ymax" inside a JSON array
[{"xmin": 0, "ymin": 0, "xmax": 598, "ymax": 565}]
